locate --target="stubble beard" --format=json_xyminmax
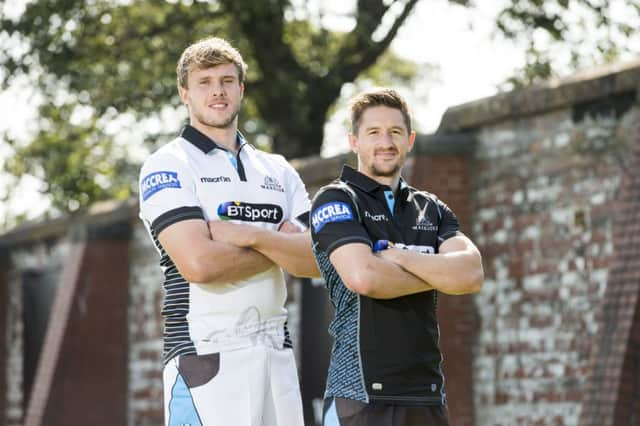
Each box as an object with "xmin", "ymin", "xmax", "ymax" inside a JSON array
[
  {"xmin": 369, "ymin": 149, "xmax": 404, "ymax": 178},
  {"xmin": 194, "ymin": 104, "xmax": 240, "ymax": 130},
  {"xmin": 370, "ymin": 163, "xmax": 401, "ymax": 178}
]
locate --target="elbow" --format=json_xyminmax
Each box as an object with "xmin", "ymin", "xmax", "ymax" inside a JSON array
[
  {"xmin": 179, "ymin": 258, "xmax": 219, "ymax": 284},
  {"xmin": 462, "ymin": 264, "xmax": 484, "ymax": 294},
  {"xmin": 341, "ymin": 270, "xmax": 376, "ymax": 297},
  {"xmin": 467, "ymin": 268, "xmax": 484, "ymax": 293},
  {"xmin": 287, "ymin": 261, "xmax": 321, "ymax": 279}
]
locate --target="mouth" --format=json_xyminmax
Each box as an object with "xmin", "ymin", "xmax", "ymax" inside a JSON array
[
  {"xmin": 375, "ymin": 150, "xmax": 398, "ymax": 160},
  {"xmin": 208, "ymin": 101, "xmax": 228, "ymax": 109}
]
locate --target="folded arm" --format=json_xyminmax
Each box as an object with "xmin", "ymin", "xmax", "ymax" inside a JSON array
[
  {"xmin": 329, "ymin": 242, "xmax": 433, "ymax": 299},
  {"xmin": 158, "ymin": 219, "xmax": 274, "ymax": 284},
  {"xmin": 378, "ymin": 234, "xmax": 484, "ymax": 295},
  {"xmin": 208, "ymin": 220, "xmax": 320, "ymax": 278}
]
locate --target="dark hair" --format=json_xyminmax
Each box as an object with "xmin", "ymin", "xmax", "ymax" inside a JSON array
[{"xmin": 349, "ymin": 88, "xmax": 411, "ymax": 134}]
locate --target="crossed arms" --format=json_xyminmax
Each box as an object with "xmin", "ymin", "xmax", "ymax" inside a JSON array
[
  {"xmin": 329, "ymin": 234, "xmax": 484, "ymax": 299},
  {"xmin": 158, "ymin": 219, "xmax": 320, "ymax": 284}
]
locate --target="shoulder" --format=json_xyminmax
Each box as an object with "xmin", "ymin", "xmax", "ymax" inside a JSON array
[
  {"xmin": 311, "ymin": 182, "xmax": 361, "ymax": 223},
  {"xmin": 407, "ymin": 187, "xmax": 450, "ymax": 208},
  {"xmin": 141, "ymin": 138, "xmax": 190, "ymax": 171},
  {"xmin": 258, "ymin": 149, "xmax": 299, "ymax": 174}
]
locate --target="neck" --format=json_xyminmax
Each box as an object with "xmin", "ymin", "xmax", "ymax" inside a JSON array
[
  {"xmin": 359, "ymin": 167, "xmax": 401, "ymax": 191},
  {"xmin": 191, "ymin": 120, "xmax": 239, "ymax": 153}
]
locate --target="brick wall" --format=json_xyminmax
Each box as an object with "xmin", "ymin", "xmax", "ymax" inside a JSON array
[
  {"xmin": 127, "ymin": 224, "xmax": 165, "ymax": 425},
  {"xmin": 1, "ymin": 60, "xmax": 638, "ymax": 426},
  {"xmin": 469, "ymin": 107, "xmax": 627, "ymax": 425},
  {"xmin": 578, "ymin": 107, "xmax": 640, "ymax": 426},
  {"xmin": 410, "ymin": 135, "xmax": 477, "ymax": 426}
]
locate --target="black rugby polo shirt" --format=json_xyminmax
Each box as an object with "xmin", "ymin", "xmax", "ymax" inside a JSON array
[{"xmin": 311, "ymin": 165, "xmax": 459, "ymax": 405}]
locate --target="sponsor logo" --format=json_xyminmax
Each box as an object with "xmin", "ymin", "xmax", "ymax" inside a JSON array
[
  {"xmin": 364, "ymin": 211, "xmax": 389, "ymax": 222},
  {"xmin": 374, "ymin": 240, "xmax": 435, "ymax": 254},
  {"xmin": 141, "ymin": 171, "xmax": 181, "ymax": 201},
  {"xmin": 200, "ymin": 176, "xmax": 231, "ymax": 183},
  {"xmin": 398, "ymin": 243, "xmax": 435, "ymax": 254},
  {"xmin": 260, "ymin": 176, "xmax": 285, "ymax": 192},
  {"xmin": 217, "ymin": 201, "xmax": 283, "ymax": 223},
  {"xmin": 311, "ymin": 202, "xmax": 353, "ymax": 232}
]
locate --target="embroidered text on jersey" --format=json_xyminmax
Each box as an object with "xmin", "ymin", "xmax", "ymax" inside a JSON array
[
  {"xmin": 141, "ymin": 171, "xmax": 181, "ymax": 201},
  {"xmin": 200, "ymin": 176, "xmax": 231, "ymax": 183},
  {"xmin": 311, "ymin": 202, "xmax": 354, "ymax": 233}
]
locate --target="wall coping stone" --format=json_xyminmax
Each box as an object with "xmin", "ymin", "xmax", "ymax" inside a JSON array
[{"xmin": 438, "ymin": 59, "xmax": 640, "ymax": 133}]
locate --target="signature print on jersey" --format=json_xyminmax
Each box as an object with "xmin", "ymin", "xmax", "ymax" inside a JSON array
[{"xmin": 218, "ymin": 201, "xmax": 283, "ymax": 223}]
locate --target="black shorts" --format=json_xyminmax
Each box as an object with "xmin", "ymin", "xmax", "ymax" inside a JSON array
[{"xmin": 323, "ymin": 397, "xmax": 449, "ymax": 426}]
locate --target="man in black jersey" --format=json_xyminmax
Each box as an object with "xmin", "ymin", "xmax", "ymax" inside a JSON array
[{"xmin": 310, "ymin": 88, "xmax": 484, "ymax": 426}]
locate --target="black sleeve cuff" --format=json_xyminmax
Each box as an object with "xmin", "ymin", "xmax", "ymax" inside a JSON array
[
  {"xmin": 326, "ymin": 236, "xmax": 372, "ymax": 257},
  {"xmin": 151, "ymin": 206, "xmax": 205, "ymax": 235}
]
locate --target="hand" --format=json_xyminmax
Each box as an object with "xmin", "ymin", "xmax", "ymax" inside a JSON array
[
  {"xmin": 278, "ymin": 220, "xmax": 302, "ymax": 234},
  {"xmin": 208, "ymin": 220, "xmax": 259, "ymax": 247},
  {"xmin": 375, "ymin": 246, "xmax": 403, "ymax": 264}
]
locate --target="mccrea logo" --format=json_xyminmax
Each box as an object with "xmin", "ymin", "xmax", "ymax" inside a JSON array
[
  {"xmin": 200, "ymin": 176, "xmax": 231, "ymax": 183},
  {"xmin": 218, "ymin": 201, "xmax": 283, "ymax": 224},
  {"xmin": 260, "ymin": 176, "xmax": 284, "ymax": 192},
  {"xmin": 141, "ymin": 171, "xmax": 181, "ymax": 201},
  {"xmin": 311, "ymin": 202, "xmax": 353, "ymax": 233}
]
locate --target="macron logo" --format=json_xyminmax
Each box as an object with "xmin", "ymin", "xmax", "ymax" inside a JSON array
[{"xmin": 141, "ymin": 171, "xmax": 181, "ymax": 201}]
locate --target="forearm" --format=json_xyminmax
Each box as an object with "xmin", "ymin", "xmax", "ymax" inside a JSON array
[
  {"xmin": 392, "ymin": 249, "xmax": 483, "ymax": 295},
  {"xmin": 184, "ymin": 241, "xmax": 274, "ymax": 284},
  {"xmin": 354, "ymin": 256, "xmax": 434, "ymax": 299},
  {"xmin": 249, "ymin": 229, "xmax": 320, "ymax": 278},
  {"xmin": 330, "ymin": 243, "xmax": 432, "ymax": 299},
  {"xmin": 158, "ymin": 219, "xmax": 275, "ymax": 284}
]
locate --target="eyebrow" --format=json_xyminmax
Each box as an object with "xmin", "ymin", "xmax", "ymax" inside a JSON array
[{"xmin": 364, "ymin": 125, "xmax": 405, "ymax": 132}]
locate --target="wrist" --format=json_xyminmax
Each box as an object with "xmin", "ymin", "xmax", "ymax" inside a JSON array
[{"xmin": 246, "ymin": 226, "xmax": 266, "ymax": 248}]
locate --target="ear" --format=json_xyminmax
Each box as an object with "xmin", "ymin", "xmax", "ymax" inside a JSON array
[
  {"xmin": 239, "ymin": 82, "xmax": 245, "ymax": 100},
  {"xmin": 407, "ymin": 130, "xmax": 416, "ymax": 152},
  {"xmin": 178, "ymin": 85, "xmax": 188, "ymax": 106},
  {"xmin": 348, "ymin": 133, "xmax": 358, "ymax": 154}
]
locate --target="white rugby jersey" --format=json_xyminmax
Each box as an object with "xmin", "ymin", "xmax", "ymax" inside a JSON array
[{"xmin": 139, "ymin": 125, "xmax": 310, "ymax": 363}]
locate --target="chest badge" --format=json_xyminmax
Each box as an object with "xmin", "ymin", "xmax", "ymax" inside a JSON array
[
  {"xmin": 260, "ymin": 176, "xmax": 285, "ymax": 192},
  {"xmin": 412, "ymin": 196, "xmax": 438, "ymax": 231}
]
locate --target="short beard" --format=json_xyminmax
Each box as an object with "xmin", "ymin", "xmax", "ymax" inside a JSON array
[
  {"xmin": 194, "ymin": 107, "xmax": 240, "ymax": 130},
  {"xmin": 371, "ymin": 163, "xmax": 401, "ymax": 178}
]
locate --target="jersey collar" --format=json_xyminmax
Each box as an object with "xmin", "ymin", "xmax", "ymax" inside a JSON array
[
  {"xmin": 180, "ymin": 125, "xmax": 249, "ymax": 154},
  {"xmin": 339, "ymin": 165, "xmax": 409, "ymax": 195}
]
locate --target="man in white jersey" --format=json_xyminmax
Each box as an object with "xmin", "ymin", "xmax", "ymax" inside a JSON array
[{"xmin": 138, "ymin": 37, "xmax": 319, "ymax": 426}]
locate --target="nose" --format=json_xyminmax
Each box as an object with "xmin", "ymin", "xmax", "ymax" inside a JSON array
[
  {"xmin": 210, "ymin": 80, "xmax": 225, "ymax": 97},
  {"xmin": 379, "ymin": 132, "xmax": 394, "ymax": 147}
]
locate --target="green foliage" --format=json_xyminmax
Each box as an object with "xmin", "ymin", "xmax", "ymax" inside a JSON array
[
  {"xmin": 4, "ymin": 102, "xmax": 136, "ymax": 212},
  {"xmin": 1, "ymin": 0, "xmax": 638, "ymax": 225},
  {"xmin": 0, "ymin": 0, "xmax": 423, "ymax": 223},
  {"xmin": 497, "ymin": 0, "xmax": 640, "ymax": 88}
]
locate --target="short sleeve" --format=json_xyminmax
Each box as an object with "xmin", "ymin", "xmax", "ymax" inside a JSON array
[
  {"xmin": 436, "ymin": 198, "xmax": 460, "ymax": 244},
  {"xmin": 283, "ymin": 161, "xmax": 311, "ymax": 230},
  {"xmin": 138, "ymin": 153, "xmax": 204, "ymax": 235},
  {"xmin": 310, "ymin": 187, "xmax": 372, "ymax": 256}
]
